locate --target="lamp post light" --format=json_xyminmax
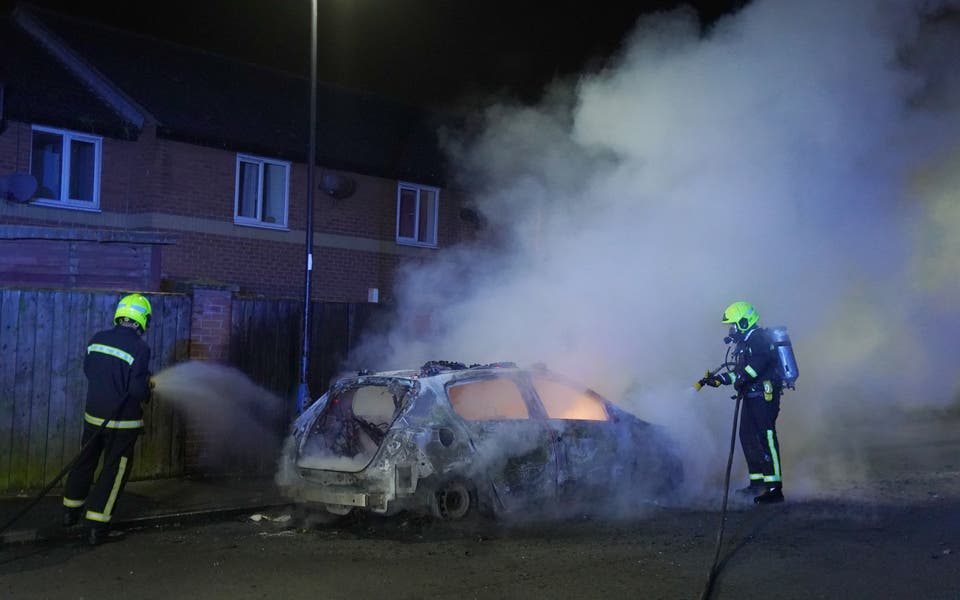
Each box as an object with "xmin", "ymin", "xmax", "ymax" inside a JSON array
[{"xmin": 297, "ymin": 0, "xmax": 319, "ymax": 415}]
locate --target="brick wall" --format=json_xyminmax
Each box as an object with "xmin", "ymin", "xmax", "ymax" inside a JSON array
[
  {"xmin": 148, "ymin": 137, "xmax": 456, "ymax": 302},
  {"xmin": 184, "ymin": 286, "xmax": 232, "ymax": 471},
  {"xmin": 0, "ymin": 121, "xmax": 31, "ymax": 174},
  {"xmin": 189, "ymin": 287, "xmax": 232, "ymax": 360},
  {"xmin": 160, "ymin": 231, "xmax": 402, "ymax": 302},
  {"xmin": 99, "ymin": 125, "xmax": 150, "ymax": 214}
]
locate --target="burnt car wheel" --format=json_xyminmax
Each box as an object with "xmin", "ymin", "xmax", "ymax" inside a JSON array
[
  {"xmin": 430, "ymin": 478, "xmax": 476, "ymax": 521},
  {"xmin": 323, "ymin": 503, "xmax": 353, "ymax": 516}
]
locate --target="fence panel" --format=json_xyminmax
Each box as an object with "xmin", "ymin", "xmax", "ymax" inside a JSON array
[
  {"xmin": 0, "ymin": 290, "xmax": 21, "ymax": 491},
  {"xmin": 44, "ymin": 290, "xmax": 69, "ymax": 483},
  {"xmin": 229, "ymin": 299, "xmax": 387, "ymax": 408},
  {"xmin": 10, "ymin": 290, "xmax": 37, "ymax": 491}
]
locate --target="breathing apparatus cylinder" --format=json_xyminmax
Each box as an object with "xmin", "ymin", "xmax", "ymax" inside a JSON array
[{"xmin": 769, "ymin": 326, "xmax": 799, "ymax": 389}]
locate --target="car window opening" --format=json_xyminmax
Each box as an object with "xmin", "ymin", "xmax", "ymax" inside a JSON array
[
  {"xmin": 298, "ymin": 384, "xmax": 400, "ymax": 472},
  {"xmin": 532, "ymin": 377, "xmax": 609, "ymax": 421},
  {"xmin": 448, "ymin": 378, "xmax": 530, "ymax": 421}
]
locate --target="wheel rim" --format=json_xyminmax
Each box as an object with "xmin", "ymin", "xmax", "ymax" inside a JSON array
[{"xmin": 436, "ymin": 481, "xmax": 471, "ymax": 520}]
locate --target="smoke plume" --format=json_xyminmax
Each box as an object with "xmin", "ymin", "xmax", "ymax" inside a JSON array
[{"xmin": 351, "ymin": 0, "xmax": 960, "ymax": 506}]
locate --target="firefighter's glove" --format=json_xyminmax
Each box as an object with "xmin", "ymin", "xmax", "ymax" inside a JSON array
[
  {"xmin": 694, "ymin": 369, "xmax": 712, "ymax": 391},
  {"xmin": 697, "ymin": 374, "xmax": 723, "ymax": 388},
  {"xmin": 149, "ymin": 378, "xmax": 156, "ymax": 390},
  {"xmin": 704, "ymin": 375, "xmax": 724, "ymax": 388}
]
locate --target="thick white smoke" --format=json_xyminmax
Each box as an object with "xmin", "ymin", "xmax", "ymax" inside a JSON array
[{"xmin": 355, "ymin": 0, "xmax": 960, "ymax": 504}]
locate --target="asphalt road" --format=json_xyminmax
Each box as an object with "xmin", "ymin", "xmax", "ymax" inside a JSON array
[{"xmin": 1, "ymin": 414, "xmax": 957, "ymax": 600}]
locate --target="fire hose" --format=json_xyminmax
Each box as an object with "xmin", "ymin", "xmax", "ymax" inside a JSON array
[
  {"xmin": 0, "ymin": 390, "xmax": 138, "ymax": 538},
  {"xmin": 695, "ymin": 346, "xmax": 740, "ymax": 600},
  {"xmin": 699, "ymin": 389, "xmax": 742, "ymax": 600}
]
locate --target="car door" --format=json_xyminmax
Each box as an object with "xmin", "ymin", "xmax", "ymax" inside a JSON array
[
  {"xmin": 446, "ymin": 375, "xmax": 558, "ymax": 513},
  {"xmin": 529, "ymin": 375, "xmax": 621, "ymax": 495}
]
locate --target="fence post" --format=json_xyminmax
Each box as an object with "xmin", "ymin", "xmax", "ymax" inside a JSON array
[
  {"xmin": 184, "ymin": 285, "xmax": 235, "ymax": 473},
  {"xmin": 189, "ymin": 286, "xmax": 234, "ymax": 361}
]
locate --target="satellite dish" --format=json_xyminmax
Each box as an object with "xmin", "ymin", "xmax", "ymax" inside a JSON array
[
  {"xmin": 0, "ymin": 173, "xmax": 38, "ymax": 203},
  {"xmin": 459, "ymin": 207, "xmax": 486, "ymax": 229},
  {"xmin": 320, "ymin": 173, "xmax": 356, "ymax": 200}
]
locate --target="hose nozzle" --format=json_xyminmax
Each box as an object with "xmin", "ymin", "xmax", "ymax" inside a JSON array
[{"xmin": 693, "ymin": 369, "xmax": 711, "ymax": 391}]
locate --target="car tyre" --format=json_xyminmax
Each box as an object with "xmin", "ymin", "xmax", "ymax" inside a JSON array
[{"xmin": 429, "ymin": 477, "xmax": 477, "ymax": 521}]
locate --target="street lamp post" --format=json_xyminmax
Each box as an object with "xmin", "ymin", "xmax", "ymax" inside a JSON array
[{"xmin": 297, "ymin": 0, "xmax": 319, "ymax": 414}]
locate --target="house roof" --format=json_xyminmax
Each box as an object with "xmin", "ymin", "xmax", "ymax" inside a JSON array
[
  {"xmin": 23, "ymin": 7, "xmax": 451, "ymax": 186},
  {"xmin": 0, "ymin": 16, "xmax": 138, "ymax": 139}
]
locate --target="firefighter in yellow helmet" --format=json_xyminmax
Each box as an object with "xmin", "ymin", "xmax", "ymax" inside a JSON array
[
  {"xmin": 62, "ymin": 293, "xmax": 153, "ymax": 545},
  {"xmin": 699, "ymin": 301, "xmax": 784, "ymax": 504}
]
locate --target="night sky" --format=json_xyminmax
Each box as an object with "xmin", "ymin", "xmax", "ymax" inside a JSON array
[{"xmin": 2, "ymin": 0, "xmax": 745, "ymax": 109}]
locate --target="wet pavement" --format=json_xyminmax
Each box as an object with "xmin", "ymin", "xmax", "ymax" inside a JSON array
[{"xmin": 0, "ymin": 476, "xmax": 289, "ymax": 544}]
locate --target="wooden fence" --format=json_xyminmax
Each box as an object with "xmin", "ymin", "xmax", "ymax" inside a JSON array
[
  {"xmin": 229, "ymin": 298, "xmax": 383, "ymax": 426},
  {"xmin": 0, "ymin": 289, "xmax": 192, "ymax": 494}
]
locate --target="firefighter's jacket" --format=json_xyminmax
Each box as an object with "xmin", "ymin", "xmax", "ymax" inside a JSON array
[
  {"xmin": 83, "ymin": 325, "xmax": 152, "ymax": 428},
  {"xmin": 722, "ymin": 327, "xmax": 779, "ymax": 398}
]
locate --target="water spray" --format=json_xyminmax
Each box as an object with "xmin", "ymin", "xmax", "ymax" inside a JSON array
[{"xmin": 150, "ymin": 361, "xmax": 288, "ymax": 471}]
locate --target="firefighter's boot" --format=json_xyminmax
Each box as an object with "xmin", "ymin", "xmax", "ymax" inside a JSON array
[
  {"xmin": 753, "ymin": 486, "xmax": 785, "ymax": 504},
  {"xmin": 86, "ymin": 526, "xmax": 108, "ymax": 546},
  {"xmin": 62, "ymin": 508, "xmax": 81, "ymax": 527}
]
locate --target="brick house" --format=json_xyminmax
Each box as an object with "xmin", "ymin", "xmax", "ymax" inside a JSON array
[{"xmin": 0, "ymin": 6, "xmax": 474, "ymax": 304}]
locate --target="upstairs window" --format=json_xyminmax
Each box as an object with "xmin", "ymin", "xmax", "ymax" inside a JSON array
[
  {"xmin": 396, "ymin": 182, "xmax": 439, "ymax": 247},
  {"xmin": 30, "ymin": 125, "xmax": 102, "ymax": 210},
  {"xmin": 235, "ymin": 154, "xmax": 289, "ymax": 228}
]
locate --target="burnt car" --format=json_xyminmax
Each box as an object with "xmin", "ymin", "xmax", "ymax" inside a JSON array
[{"xmin": 278, "ymin": 361, "xmax": 683, "ymax": 520}]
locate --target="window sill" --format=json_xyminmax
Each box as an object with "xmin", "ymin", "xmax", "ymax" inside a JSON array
[
  {"xmin": 396, "ymin": 239, "xmax": 438, "ymax": 249},
  {"xmin": 30, "ymin": 200, "xmax": 102, "ymax": 213},
  {"xmin": 233, "ymin": 219, "xmax": 290, "ymax": 231}
]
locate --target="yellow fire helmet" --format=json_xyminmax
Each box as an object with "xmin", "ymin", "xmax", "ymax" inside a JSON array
[
  {"xmin": 114, "ymin": 293, "xmax": 152, "ymax": 331},
  {"xmin": 722, "ymin": 301, "xmax": 759, "ymax": 332}
]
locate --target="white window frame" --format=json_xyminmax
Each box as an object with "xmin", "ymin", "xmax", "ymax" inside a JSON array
[
  {"xmin": 233, "ymin": 154, "xmax": 290, "ymax": 229},
  {"xmin": 29, "ymin": 124, "xmax": 102, "ymax": 211},
  {"xmin": 395, "ymin": 181, "xmax": 440, "ymax": 248}
]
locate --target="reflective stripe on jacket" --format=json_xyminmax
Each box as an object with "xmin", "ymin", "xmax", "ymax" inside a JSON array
[{"xmin": 83, "ymin": 325, "xmax": 152, "ymax": 423}]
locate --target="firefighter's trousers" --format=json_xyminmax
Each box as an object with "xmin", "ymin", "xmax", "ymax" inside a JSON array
[
  {"xmin": 63, "ymin": 423, "xmax": 140, "ymax": 528},
  {"xmin": 738, "ymin": 392, "xmax": 782, "ymax": 487}
]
